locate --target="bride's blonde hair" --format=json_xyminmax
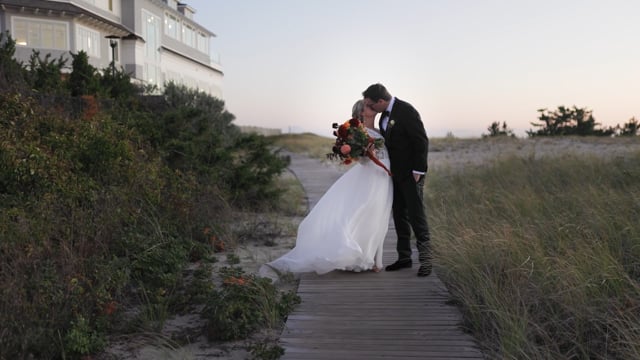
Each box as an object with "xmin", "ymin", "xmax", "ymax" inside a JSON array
[{"xmin": 351, "ymin": 100, "xmax": 364, "ymax": 120}]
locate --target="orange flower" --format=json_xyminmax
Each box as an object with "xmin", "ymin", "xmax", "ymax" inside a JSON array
[
  {"xmin": 103, "ymin": 301, "xmax": 117, "ymax": 316},
  {"xmin": 211, "ymin": 236, "xmax": 225, "ymax": 252},
  {"xmin": 223, "ymin": 276, "xmax": 247, "ymax": 286}
]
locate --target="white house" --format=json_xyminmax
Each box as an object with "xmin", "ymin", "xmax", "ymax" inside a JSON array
[{"xmin": 0, "ymin": 0, "xmax": 223, "ymax": 98}]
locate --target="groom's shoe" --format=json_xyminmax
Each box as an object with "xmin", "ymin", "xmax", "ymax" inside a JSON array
[
  {"xmin": 385, "ymin": 259, "xmax": 412, "ymax": 271},
  {"xmin": 417, "ymin": 264, "xmax": 432, "ymax": 277}
]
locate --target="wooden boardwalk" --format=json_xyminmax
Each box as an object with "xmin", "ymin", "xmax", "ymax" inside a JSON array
[{"xmin": 279, "ymin": 152, "xmax": 484, "ymax": 359}]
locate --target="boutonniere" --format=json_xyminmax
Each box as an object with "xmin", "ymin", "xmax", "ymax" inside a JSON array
[{"xmin": 388, "ymin": 119, "xmax": 396, "ymax": 129}]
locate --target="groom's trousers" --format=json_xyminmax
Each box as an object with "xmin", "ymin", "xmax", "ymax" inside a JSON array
[{"xmin": 392, "ymin": 174, "xmax": 431, "ymax": 263}]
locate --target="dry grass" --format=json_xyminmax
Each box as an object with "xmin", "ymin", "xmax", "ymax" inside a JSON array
[
  {"xmin": 270, "ymin": 133, "xmax": 334, "ymax": 161},
  {"xmin": 425, "ymin": 136, "xmax": 640, "ymax": 359}
]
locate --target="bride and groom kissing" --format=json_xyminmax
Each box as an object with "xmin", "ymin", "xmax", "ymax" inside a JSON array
[{"xmin": 261, "ymin": 83, "xmax": 432, "ymax": 278}]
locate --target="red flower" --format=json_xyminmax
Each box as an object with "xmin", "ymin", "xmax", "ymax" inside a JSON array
[{"xmin": 338, "ymin": 124, "xmax": 349, "ymax": 138}]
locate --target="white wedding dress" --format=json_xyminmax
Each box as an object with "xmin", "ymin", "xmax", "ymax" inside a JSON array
[{"xmin": 261, "ymin": 128, "xmax": 392, "ymax": 277}]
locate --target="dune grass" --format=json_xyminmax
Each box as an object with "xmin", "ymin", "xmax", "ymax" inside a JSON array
[
  {"xmin": 271, "ymin": 133, "xmax": 334, "ymax": 160},
  {"xmin": 426, "ymin": 151, "xmax": 640, "ymax": 359}
]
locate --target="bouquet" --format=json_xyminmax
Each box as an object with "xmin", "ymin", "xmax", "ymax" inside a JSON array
[{"xmin": 327, "ymin": 118, "xmax": 392, "ymax": 176}]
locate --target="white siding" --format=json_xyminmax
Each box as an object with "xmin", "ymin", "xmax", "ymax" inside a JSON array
[{"xmin": 162, "ymin": 50, "xmax": 222, "ymax": 99}]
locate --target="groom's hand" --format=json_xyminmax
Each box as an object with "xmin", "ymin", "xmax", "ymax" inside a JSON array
[{"xmin": 413, "ymin": 173, "xmax": 421, "ymax": 182}]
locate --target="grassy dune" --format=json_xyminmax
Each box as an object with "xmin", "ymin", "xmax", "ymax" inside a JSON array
[{"xmin": 428, "ymin": 138, "xmax": 640, "ymax": 359}]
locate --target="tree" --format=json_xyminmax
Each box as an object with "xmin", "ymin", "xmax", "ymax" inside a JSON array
[
  {"xmin": 25, "ymin": 50, "xmax": 67, "ymax": 94},
  {"xmin": 527, "ymin": 106, "xmax": 615, "ymax": 137},
  {"xmin": 617, "ymin": 117, "xmax": 639, "ymax": 136},
  {"xmin": 99, "ymin": 65, "xmax": 141, "ymax": 100},
  {"xmin": 67, "ymin": 51, "xmax": 99, "ymax": 96},
  {"xmin": 0, "ymin": 31, "xmax": 27, "ymax": 91},
  {"xmin": 483, "ymin": 121, "xmax": 515, "ymax": 138}
]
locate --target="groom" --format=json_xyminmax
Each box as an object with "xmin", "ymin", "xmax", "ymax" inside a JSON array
[{"xmin": 363, "ymin": 83, "xmax": 432, "ymax": 277}]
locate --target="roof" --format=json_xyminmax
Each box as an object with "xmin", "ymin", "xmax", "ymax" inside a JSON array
[{"xmin": 0, "ymin": 0, "xmax": 140, "ymax": 39}]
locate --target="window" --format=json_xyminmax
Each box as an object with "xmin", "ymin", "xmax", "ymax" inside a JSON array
[
  {"xmin": 143, "ymin": 11, "xmax": 160, "ymax": 61},
  {"xmin": 77, "ymin": 26, "xmax": 100, "ymax": 57},
  {"xmin": 182, "ymin": 24, "xmax": 195, "ymax": 48},
  {"xmin": 142, "ymin": 11, "xmax": 161, "ymax": 86},
  {"xmin": 164, "ymin": 14, "xmax": 179, "ymax": 39},
  {"xmin": 144, "ymin": 63, "xmax": 162, "ymax": 86},
  {"xmin": 197, "ymin": 31, "xmax": 208, "ymax": 53},
  {"xmin": 12, "ymin": 17, "xmax": 68, "ymax": 50}
]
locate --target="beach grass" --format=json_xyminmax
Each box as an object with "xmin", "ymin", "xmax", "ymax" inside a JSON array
[
  {"xmin": 270, "ymin": 133, "xmax": 334, "ymax": 161},
  {"xmin": 426, "ymin": 150, "xmax": 640, "ymax": 359}
]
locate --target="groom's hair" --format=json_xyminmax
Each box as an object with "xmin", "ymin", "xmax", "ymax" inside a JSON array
[{"xmin": 363, "ymin": 83, "xmax": 392, "ymax": 102}]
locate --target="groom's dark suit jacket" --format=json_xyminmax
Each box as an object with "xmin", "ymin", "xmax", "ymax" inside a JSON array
[{"xmin": 380, "ymin": 98, "xmax": 429, "ymax": 179}]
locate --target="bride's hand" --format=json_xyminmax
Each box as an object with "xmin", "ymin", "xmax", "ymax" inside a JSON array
[{"xmin": 365, "ymin": 143, "xmax": 375, "ymax": 153}]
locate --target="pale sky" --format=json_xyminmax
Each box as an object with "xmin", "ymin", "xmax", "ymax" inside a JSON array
[{"xmin": 188, "ymin": 0, "xmax": 640, "ymax": 138}]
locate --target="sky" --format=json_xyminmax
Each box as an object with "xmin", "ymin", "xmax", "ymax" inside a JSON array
[{"xmin": 187, "ymin": 0, "xmax": 640, "ymax": 138}]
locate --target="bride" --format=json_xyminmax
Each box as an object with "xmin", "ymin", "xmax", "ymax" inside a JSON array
[{"xmin": 260, "ymin": 100, "xmax": 393, "ymax": 276}]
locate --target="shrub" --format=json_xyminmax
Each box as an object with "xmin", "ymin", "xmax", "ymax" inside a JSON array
[
  {"xmin": 0, "ymin": 89, "xmax": 219, "ymax": 358},
  {"xmin": 139, "ymin": 83, "xmax": 290, "ymax": 208},
  {"xmin": 99, "ymin": 64, "xmax": 140, "ymax": 100},
  {"xmin": 248, "ymin": 342, "xmax": 286, "ymax": 360},
  {"xmin": 0, "ymin": 31, "xmax": 27, "ymax": 91},
  {"xmin": 67, "ymin": 51, "xmax": 99, "ymax": 96},
  {"xmin": 226, "ymin": 134, "xmax": 290, "ymax": 207},
  {"xmin": 0, "ymin": 43, "xmax": 291, "ymax": 358},
  {"xmin": 617, "ymin": 117, "xmax": 640, "ymax": 136},
  {"xmin": 483, "ymin": 121, "xmax": 515, "ymax": 138},
  {"xmin": 25, "ymin": 50, "xmax": 67, "ymax": 95},
  {"xmin": 204, "ymin": 267, "xmax": 300, "ymax": 341}
]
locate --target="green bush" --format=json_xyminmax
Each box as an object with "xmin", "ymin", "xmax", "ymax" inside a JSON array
[
  {"xmin": 226, "ymin": 134, "xmax": 290, "ymax": 207},
  {"xmin": 0, "ymin": 37, "xmax": 292, "ymax": 358},
  {"xmin": 0, "ymin": 31, "xmax": 27, "ymax": 91},
  {"xmin": 25, "ymin": 50, "xmax": 67, "ymax": 95},
  {"xmin": 139, "ymin": 83, "xmax": 290, "ymax": 207},
  {"xmin": 248, "ymin": 342, "xmax": 286, "ymax": 360},
  {"xmin": 204, "ymin": 267, "xmax": 300, "ymax": 341},
  {"xmin": 67, "ymin": 51, "xmax": 99, "ymax": 96},
  {"xmin": 618, "ymin": 117, "xmax": 640, "ymax": 136},
  {"xmin": 483, "ymin": 121, "xmax": 515, "ymax": 138},
  {"xmin": 0, "ymin": 91, "xmax": 212, "ymax": 358}
]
